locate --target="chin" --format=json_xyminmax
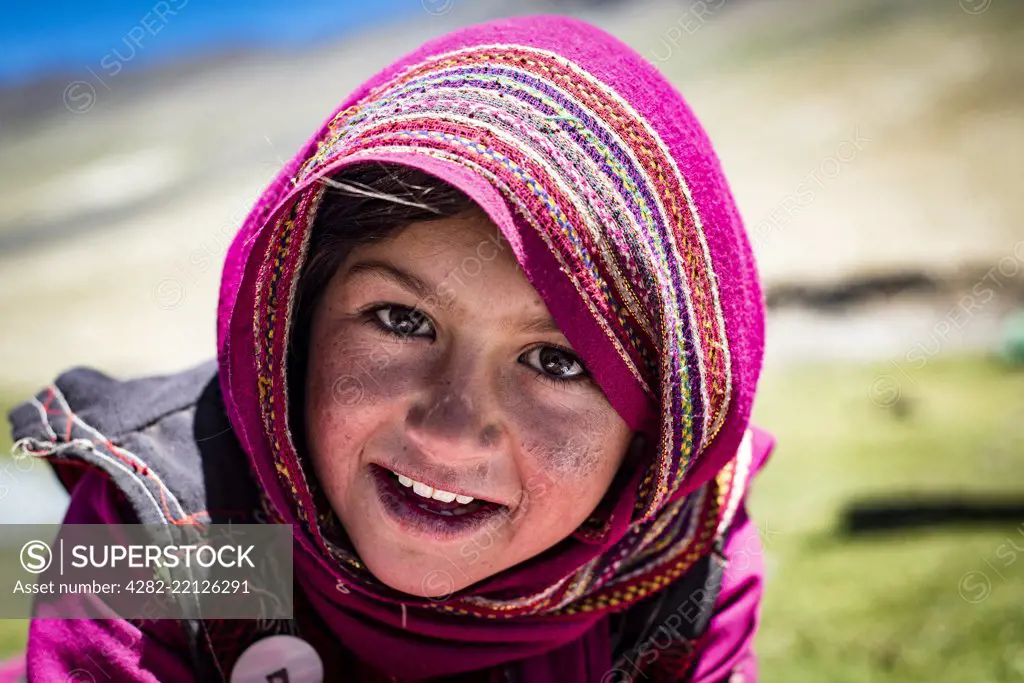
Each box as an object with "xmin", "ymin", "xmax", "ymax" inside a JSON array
[{"xmin": 357, "ymin": 542, "xmax": 472, "ymax": 599}]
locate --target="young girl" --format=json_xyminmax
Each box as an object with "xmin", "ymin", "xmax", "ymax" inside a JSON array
[{"xmin": 5, "ymin": 15, "xmax": 773, "ymax": 683}]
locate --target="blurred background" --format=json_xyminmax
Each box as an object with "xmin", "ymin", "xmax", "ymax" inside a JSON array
[{"xmin": 1, "ymin": 0, "xmax": 1022, "ymax": 680}]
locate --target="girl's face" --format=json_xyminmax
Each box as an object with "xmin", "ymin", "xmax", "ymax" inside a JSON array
[{"xmin": 304, "ymin": 209, "xmax": 633, "ymax": 598}]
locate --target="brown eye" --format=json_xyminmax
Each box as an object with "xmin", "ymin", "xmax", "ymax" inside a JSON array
[
  {"xmin": 373, "ymin": 305, "xmax": 434, "ymax": 338},
  {"xmin": 521, "ymin": 346, "xmax": 586, "ymax": 381}
]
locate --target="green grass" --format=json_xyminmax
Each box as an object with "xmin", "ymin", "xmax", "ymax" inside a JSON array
[
  {"xmin": 0, "ymin": 622, "xmax": 24, "ymax": 664},
  {"xmin": 1, "ymin": 358, "xmax": 1022, "ymax": 678},
  {"xmin": 0, "ymin": 384, "xmax": 31, "ymax": 657},
  {"xmin": 750, "ymin": 356, "xmax": 1024, "ymax": 682}
]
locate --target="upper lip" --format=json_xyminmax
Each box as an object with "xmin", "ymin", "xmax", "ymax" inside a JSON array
[{"xmin": 374, "ymin": 462, "xmax": 507, "ymax": 507}]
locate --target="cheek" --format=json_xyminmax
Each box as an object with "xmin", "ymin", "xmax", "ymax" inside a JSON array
[
  {"xmin": 307, "ymin": 326, "xmax": 420, "ymax": 418},
  {"xmin": 504, "ymin": 396, "xmax": 628, "ymax": 549},
  {"xmin": 304, "ymin": 324, "xmax": 425, "ymax": 474},
  {"xmin": 522, "ymin": 414, "xmax": 607, "ymax": 477},
  {"xmin": 502, "ymin": 382, "xmax": 628, "ymax": 483}
]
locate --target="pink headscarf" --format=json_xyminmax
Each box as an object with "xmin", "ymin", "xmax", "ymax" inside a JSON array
[{"xmin": 216, "ymin": 15, "xmax": 765, "ymax": 680}]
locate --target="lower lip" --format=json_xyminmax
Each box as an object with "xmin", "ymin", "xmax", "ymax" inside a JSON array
[{"xmin": 369, "ymin": 465, "xmax": 508, "ymax": 542}]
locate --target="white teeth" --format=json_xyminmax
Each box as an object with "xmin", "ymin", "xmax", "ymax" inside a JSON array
[
  {"xmin": 391, "ymin": 470, "xmax": 475, "ymax": 505},
  {"xmin": 431, "ymin": 489, "xmax": 456, "ymax": 503}
]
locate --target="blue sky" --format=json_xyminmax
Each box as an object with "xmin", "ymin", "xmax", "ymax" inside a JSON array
[{"xmin": 0, "ymin": 0, "xmax": 424, "ymax": 85}]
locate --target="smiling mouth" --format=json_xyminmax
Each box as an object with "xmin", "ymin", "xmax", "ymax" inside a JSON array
[
  {"xmin": 370, "ymin": 464, "xmax": 508, "ymax": 540},
  {"xmin": 393, "ymin": 470, "xmax": 481, "ymax": 513}
]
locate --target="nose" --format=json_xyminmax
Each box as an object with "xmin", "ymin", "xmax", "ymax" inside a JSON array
[{"xmin": 404, "ymin": 349, "xmax": 506, "ymax": 465}]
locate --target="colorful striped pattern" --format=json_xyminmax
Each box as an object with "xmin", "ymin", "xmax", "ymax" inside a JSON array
[
  {"xmin": 295, "ymin": 44, "xmax": 732, "ymax": 518},
  {"xmin": 246, "ymin": 41, "xmax": 743, "ymax": 617}
]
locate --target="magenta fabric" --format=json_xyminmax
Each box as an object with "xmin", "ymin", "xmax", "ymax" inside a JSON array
[
  {"xmin": 690, "ymin": 426, "xmax": 775, "ymax": 682},
  {"xmin": 14, "ymin": 471, "xmax": 195, "ymax": 683},
  {"xmin": 212, "ymin": 13, "xmax": 769, "ymax": 683},
  {"xmin": 8, "ymin": 14, "xmax": 774, "ymax": 683},
  {"xmin": 219, "ymin": 15, "xmax": 766, "ymax": 503},
  {"xmin": 5, "ymin": 438, "xmax": 773, "ymax": 683}
]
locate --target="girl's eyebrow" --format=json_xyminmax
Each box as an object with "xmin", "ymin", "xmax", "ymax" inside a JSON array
[
  {"xmin": 344, "ymin": 260, "xmax": 433, "ymax": 300},
  {"xmin": 512, "ymin": 315, "xmax": 563, "ymax": 336},
  {"xmin": 345, "ymin": 258, "xmax": 564, "ymax": 336}
]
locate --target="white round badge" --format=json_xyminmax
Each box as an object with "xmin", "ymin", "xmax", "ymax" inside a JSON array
[{"xmin": 229, "ymin": 635, "xmax": 324, "ymax": 683}]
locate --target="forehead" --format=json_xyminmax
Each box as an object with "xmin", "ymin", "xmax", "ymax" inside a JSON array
[
  {"xmin": 345, "ymin": 211, "xmax": 514, "ymax": 276},
  {"xmin": 339, "ymin": 214, "xmax": 555, "ymax": 326},
  {"xmin": 381, "ymin": 210, "xmax": 506, "ymax": 252}
]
